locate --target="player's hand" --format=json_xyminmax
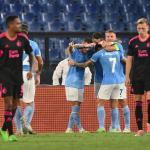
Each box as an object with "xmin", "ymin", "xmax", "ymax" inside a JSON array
[
  {"xmin": 35, "ymin": 74, "xmax": 40, "ymax": 86},
  {"xmin": 69, "ymin": 41, "xmax": 74, "ymax": 48},
  {"xmin": 125, "ymin": 76, "xmax": 131, "ymax": 86},
  {"xmin": 27, "ymin": 71, "xmax": 33, "ymax": 80},
  {"xmin": 68, "ymin": 59, "xmax": 76, "ymax": 66},
  {"xmin": 99, "ymin": 40, "xmax": 107, "ymax": 48}
]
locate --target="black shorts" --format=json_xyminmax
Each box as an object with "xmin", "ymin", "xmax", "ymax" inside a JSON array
[
  {"xmin": 0, "ymin": 83, "xmax": 23, "ymax": 99},
  {"xmin": 131, "ymin": 79, "xmax": 150, "ymax": 95}
]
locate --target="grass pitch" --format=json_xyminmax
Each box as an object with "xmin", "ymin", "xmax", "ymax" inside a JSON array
[{"xmin": 0, "ymin": 133, "xmax": 150, "ymax": 150}]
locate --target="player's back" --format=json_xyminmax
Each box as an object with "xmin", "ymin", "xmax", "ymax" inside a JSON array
[{"xmin": 98, "ymin": 49, "xmax": 124, "ymax": 85}]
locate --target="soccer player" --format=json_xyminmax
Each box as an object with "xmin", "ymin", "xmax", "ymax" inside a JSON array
[
  {"xmin": 105, "ymin": 30, "xmax": 130, "ymax": 133},
  {"xmin": 14, "ymin": 23, "xmax": 43, "ymax": 135},
  {"xmin": 69, "ymin": 43, "xmax": 125, "ymax": 132},
  {"xmin": 0, "ymin": 16, "xmax": 33, "ymax": 141},
  {"xmin": 126, "ymin": 18, "xmax": 150, "ymax": 136},
  {"xmin": 65, "ymin": 39, "xmax": 92, "ymax": 133},
  {"xmin": 52, "ymin": 58, "xmax": 92, "ymax": 85}
]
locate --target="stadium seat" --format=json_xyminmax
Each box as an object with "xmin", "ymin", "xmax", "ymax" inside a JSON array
[
  {"xmin": 0, "ymin": 0, "xmax": 149, "ymax": 32},
  {"xmin": 50, "ymin": 19, "xmax": 68, "ymax": 31}
]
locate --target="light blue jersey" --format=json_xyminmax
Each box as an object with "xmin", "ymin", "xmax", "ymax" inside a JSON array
[
  {"xmin": 117, "ymin": 43, "xmax": 125, "ymax": 81},
  {"xmin": 65, "ymin": 48, "xmax": 89, "ymax": 89},
  {"xmin": 91, "ymin": 49, "xmax": 125, "ymax": 85},
  {"xmin": 23, "ymin": 40, "xmax": 41, "ymax": 71}
]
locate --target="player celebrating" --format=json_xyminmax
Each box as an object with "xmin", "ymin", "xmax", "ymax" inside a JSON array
[
  {"xmin": 69, "ymin": 42, "xmax": 125, "ymax": 132},
  {"xmin": 126, "ymin": 18, "xmax": 150, "ymax": 136},
  {"xmin": 105, "ymin": 30, "xmax": 130, "ymax": 133},
  {"xmin": 52, "ymin": 58, "xmax": 92, "ymax": 86},
  {"xmin": 0, "ymin": 16, "xmax": 33, "ymax": 142},
  {"xmin": 65, "ymin": 39, "xmax": 92, "ymax": 133},
  {"xmin": 14, "ymin": 23, "xmax": 43, "ymax": 135}
]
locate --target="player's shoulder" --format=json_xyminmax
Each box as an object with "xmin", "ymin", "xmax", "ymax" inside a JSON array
[
  {"xmin": 17, "ymin": 32, "xmax": 29, "ymax": 40},
  {"xmin": 96, "ymin": 49, "xmax": 104, "ymax": 54},
  {"xmin": 29, "ymin": 40, "xmax": 38, "ymax": 47},
  {"xmin": 0, "ymin": 32, "xmax": 6, "ymax": 39},
  {"xmin": 128, "ymin": 35, "xmax": 139, "ymax": 45}
]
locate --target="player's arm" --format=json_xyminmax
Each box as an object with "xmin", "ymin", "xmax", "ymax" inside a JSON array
[
  {"xmin": 66, "ymin": 42, "xmax": 74, "ymax": 55},
  {"xmin": 68, "ymin": 59, "xmax": 93, "ymax": 68},
  {"xmin": 126, "ymin": 56, "xmax": 133, "ymax": 85},
  {"xmin": 35, "ymin": 56, "xmax": 43, "ymax": 75},
  {"xmin": 125, "ymin": 41, "xmax": 134, "ymax": 86},
  {"xmin": 100, "ymin": 40, "xmax": 120, "ymax": 51}
]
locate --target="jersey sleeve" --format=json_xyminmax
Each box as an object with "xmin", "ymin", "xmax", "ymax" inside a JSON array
[
  {"xmin": 127, "ymin": 40, "xmax": 134, "ymax": 56},
  {"xmin": 32, "ymin": 42, "xmax": 41, "ymax": 56},
  {"xmin": 90, "ymin": 51, "xmax": 100, "ymax": 62},
  {"xmin": 118, "ymin": 43, "xmax": 125, "ymax": 55},
  {"xmin": 24, "ymin": 38, "xmax": 33, "ymax": 55}
]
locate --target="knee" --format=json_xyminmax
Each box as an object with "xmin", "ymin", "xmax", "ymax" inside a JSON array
[
  {"xmin": 97, "ymin": 99, "xmax": 104, "ymax": 107},
  {"xmin": 111, "ymin": 100, "xmax": 118, "ymax": 109},
  {"xmin": 120, "ymin": 100, "xmax": 128, "ymax": 108}
]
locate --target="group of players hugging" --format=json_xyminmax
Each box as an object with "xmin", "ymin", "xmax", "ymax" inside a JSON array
[{"xmin": 0, "ymin": 15, "xmax": 150, "ymax": 142}]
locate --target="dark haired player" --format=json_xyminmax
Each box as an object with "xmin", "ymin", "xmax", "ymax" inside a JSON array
[
  {"xmin": 126, "ymin": 18, "xmax": 150, "ymax": 136},
  {"xmin": 0, "ymin": 16, "xmax": 33, "ymax": 141}
]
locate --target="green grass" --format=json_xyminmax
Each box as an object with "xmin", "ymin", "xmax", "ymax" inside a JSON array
[{"xmin": 0, "ymin": 133, "xmax": 150, "ymax": 150}]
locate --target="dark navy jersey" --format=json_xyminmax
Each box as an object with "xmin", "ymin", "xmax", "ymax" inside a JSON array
[
  {"xmin": 0, "ymin": 32, "xmax": 32, "ymax": 84},
  {"xmin": 128, "ymin": 35, "xmax": 150, "ymax": 80}
]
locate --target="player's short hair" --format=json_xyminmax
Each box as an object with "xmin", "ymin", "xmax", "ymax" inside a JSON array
[
  {"xmin": 6, "ymin": 15, "xmax": 19, "ymax": 27},
  {"xmin": 83, "ymin": 38, "xmax": 92, "ymax": 43},
  {"xmin": 92, "ymin": 32, "xmax": 103, "ymax": 39},
  {"xmin": 136, "ymin": 18, "xmax": 149, "ymax": 25},
  {"xmin": 22, "ymin": 23, "xmax": 29, "ymax": 34},
  {"xmin": 105, "ymin": 29, "xmax": 116, "ymax": 34}
]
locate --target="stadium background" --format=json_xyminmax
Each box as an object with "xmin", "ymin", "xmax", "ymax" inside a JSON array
[{"xmin": 0, "ymin": 0, "xmax": 149, "ymax": 132}]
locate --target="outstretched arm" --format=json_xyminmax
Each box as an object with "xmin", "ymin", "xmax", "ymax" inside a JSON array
[{"xmin": 68, "ymin": 59, "xmax": 93, "ymax": 68}]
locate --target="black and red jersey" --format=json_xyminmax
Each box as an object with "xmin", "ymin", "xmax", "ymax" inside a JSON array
[
  {"xmin": 128, "ymin": 35, "xmax": 150, "ymax": 80},
  {"xmin": 0, "ymin": 32, "xmax": 32, "ymax": 84}
]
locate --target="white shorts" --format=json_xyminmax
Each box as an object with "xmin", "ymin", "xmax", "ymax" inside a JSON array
[
  {"xmin": 65, "ymin": 87, "xmax": 84, "ymax": 102},
  {"xmin": 97, "ymin": 84, "xmax": 124, "ymax": 100},
  {"xmin": 22, "ymin": 71, "xmax": 35, "ymax": 103},
  {"xmin": 94, "ymin": 82, "xmax": 101, "ymax": 97},
  {"xmin": 118, "ymin": 83, "xmax": 127, "ymax": 100}
]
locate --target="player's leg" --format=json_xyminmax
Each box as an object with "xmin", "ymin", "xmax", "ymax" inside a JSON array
[
  {"xmin": 119, "ymin": 83, "xmax": 130, "ymax": 133},
  {"xmin": 94, "ymin": 83, "xmax": 105, "ymax": 132},
  {"xmin": 22, "ymin": 71, "xmax": 36, "ymax": 134},
  {"xmin": 96, "ymin": 85, "xmax": 113, "ymax": 132},
  {"xmin": 109, "ymin": 100, "xmax": 121, "ymax": 132},
  {"xmin": 119, "ymin": 99, "xmax": 130, "ymax": 133},
  {"xmin": 0, "ymin": 83, "xmax": 16, "ymax": 141},
  {"xmin": 109, "ymin": 84, "xmax": 122, "ymax": 133},
  {"xmin": 96, "ymin": 99, "xmax": 106, "ymax": 132},
  {"xmin": 9, "ymin": 97, "xmax": 20, "ymax": 141},
  {"xmin": 110, "ymin": 99, "xmax": 119, "ymax": 132},
  {"xmin": 132, "ymin": 80, "xmax": 144, "ymax": 136},
  {"xmin": 1, "ymin": 96, "xmax": 13, "ymax": 141},
  {"xmin": 14, "ymin": 104, "xmax": 23, "ymax": 135},
  {"xmin": 65, "ymin": 87, "xmax": 86, "ymax": 133},
  {"xmin": 25, "ymin": 102, "xmax": 35, "ymax": 126},
  {"xmin": 23, "ymin": 102, "xmax": 35, "ymax": 134}
]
